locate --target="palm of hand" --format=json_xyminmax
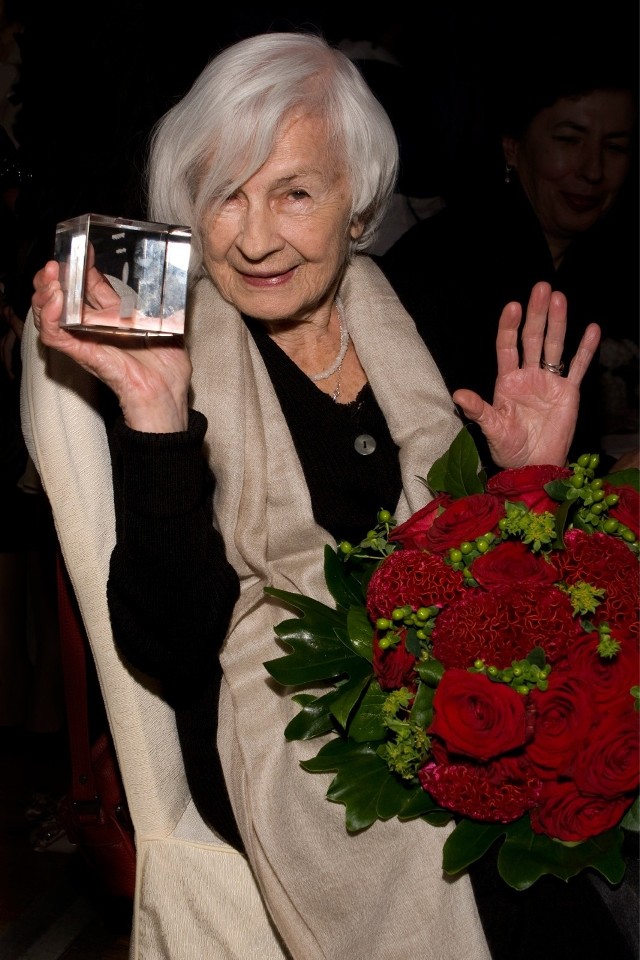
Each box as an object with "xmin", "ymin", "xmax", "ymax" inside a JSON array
[{"xmin": 485, "ymin": 366, "xmax": 581, "ymax": 468}]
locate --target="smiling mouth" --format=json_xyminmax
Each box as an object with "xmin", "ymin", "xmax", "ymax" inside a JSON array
[
  {"xmin": 239, "ymin": 267, "xmax": 296, "ymax": 287},
  {"xmin": 561, "ymin": 193, "xmax": 602, "ymax": 213}
]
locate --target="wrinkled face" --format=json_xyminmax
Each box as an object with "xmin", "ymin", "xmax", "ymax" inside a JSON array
[
  {"xmin": 202, "ymin": 113, "xmax": 363, "ymax": 324},
  {"xmin": 503, "ymin": 89, "xmax": 636, "ymax": 243}
]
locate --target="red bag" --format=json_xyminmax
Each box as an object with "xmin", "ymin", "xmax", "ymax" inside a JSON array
[{"xmin": 56, "ymin": 551, "xmax": 137, "ymax": 900}]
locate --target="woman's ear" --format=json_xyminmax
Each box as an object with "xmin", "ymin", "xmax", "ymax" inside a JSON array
[
  {"xmin": 502, "ymin": 135, "xmax": 517, "ymax": 167},
  {"xmin": 350, "ymin": 217, "xmax": 365, "ymax": 241}
]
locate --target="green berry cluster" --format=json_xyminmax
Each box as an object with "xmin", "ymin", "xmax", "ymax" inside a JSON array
[
  {"xmin": 447, "ymin": 532, "xmax": 500, "ymax": 583},
  {"xmin": 338, "ymin": 509, "xmax": 396, "ymax": 561},
  {"xmin": 376, "ymin": 604, "xmax": 439, "ymax": 655},
  {"xmin": 568, "ymin": 454, "xmax": 638, "ymax": 551},
  {"xmin": 471, "ymin": 657, "xmax": 551, "ymax": 695}
]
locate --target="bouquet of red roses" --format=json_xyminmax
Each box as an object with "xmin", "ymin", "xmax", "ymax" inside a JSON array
[{"xmin": 264, "ymin": 428, "xmax": 639, "ymax": 890}]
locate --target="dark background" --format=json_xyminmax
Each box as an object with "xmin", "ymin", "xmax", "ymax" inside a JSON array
[{"xmin": 5, "ymin": 1, "xmax": 639, "ymax": 315}]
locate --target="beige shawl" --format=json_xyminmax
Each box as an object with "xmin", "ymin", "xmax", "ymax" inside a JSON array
[{"xmin": 189, "ymin": 256, "xmax": 490, "ymax": 960}]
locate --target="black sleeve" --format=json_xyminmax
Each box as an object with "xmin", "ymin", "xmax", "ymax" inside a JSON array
[{"xmin": 106, "ymin": 409, "xmax": 240, "ymax": 703}]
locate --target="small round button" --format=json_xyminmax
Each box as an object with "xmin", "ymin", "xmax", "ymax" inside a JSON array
[{"xmin": 354, "ymin": 434, "xmax": 376, "ymax": 456}]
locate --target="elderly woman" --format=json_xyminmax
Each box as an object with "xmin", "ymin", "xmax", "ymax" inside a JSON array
[{"xmin": 31, "ymin": 32, "xmax": 603, "ymax": 960}]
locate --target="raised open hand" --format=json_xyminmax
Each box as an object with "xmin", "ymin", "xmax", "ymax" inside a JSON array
[
  {"xmin": 452, "ymin": 281, "xmax": 601, "ymax": 468},
  {"xmin": 31, "ymin": 260, "xmax": 192, "ymax": 432}
]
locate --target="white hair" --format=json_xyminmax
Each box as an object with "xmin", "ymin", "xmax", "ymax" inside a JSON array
[{"xmin": 146, "ymin": 31, "xmax": 399, "ymax": 277}]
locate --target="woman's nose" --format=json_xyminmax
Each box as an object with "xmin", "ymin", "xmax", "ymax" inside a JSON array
[
  {"xmin": 236, "ymin": 202, "xmax": 284, "ymax": 260},
  {"xmin": 578, "ymin": 145, "xmax": 605, "ymax": 184}
]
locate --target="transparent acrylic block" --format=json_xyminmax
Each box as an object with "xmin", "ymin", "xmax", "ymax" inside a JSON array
[{"xmin": 54, "ymin": 213, "xmax": 192, "ymax": 336}]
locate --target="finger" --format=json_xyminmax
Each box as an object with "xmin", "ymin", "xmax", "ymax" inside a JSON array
[
  {"xmin": 520, "ymin": 281, "xmax": 552, "ymax": 368},
  {"xmin": 32, "ymin": 260, "xmax": 60, "ymax": 297},
  {"xmin": 495, "ymin": 301, "xmax": 522, "ymax": 378},
  {"xmin": 541, "ymin": 290, "xmax": 567, "ymax": 368},
  {"xmin": 452, "ymin": 387, "xmax": 489, "ymax": 423},
  {"xmin": 566, "ymin": 322, "xmax": 601, "ymax": 385},
  {"xmin": 85, "ymin": 266, "xmax": 120, "ymax": 310}
]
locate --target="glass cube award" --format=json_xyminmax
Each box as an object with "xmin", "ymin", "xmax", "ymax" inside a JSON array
[{"xmin": 54, "ymin": 213, "xmax": 192, "ymax": 336}]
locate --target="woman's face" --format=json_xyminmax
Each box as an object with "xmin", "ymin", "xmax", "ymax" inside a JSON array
[
  {"xmin": 503, "ymin": 89, "xmax": 636, "ymax": 244},
  {"xmin": 201, "ymin": 113, "xmax": 363, "ymax": 325}
]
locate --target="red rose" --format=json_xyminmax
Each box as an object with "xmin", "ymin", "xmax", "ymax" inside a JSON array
[
  {"xmin": 432, "ymin": 583, "xmax": 579, "ymax": 669},
  {"xmin": 487, "ymin": 464, "xmax": 571, "ymax": 513},
  {"xmin": 608, "ymin": 484, "xmax": 640, "ymax": 538},
  {"xmin": 388, "ymin": 495, "xmax": 451, "ymax": 549},
  {"xmin": 565, "ymin": 632, "xmax": 639, "ymax": 708},
  {"xmin": 424, "ymin": 493, "xmax": 504, "ymax": 554},
  {"xmin": 428, "ymin": 669, "xmax": 528, "ymax": 761},
  {"xmin": 372, "ymin": 628, "xmax": 417, "ymax": 691},
  {"xmin": 472, "ymin": 540, "xmax": 559, "ymax": 589},
  {"xmin": 526, "ymin": 674, "xmax": 595, "ymax": 778},
  {"xmin": 419, "ymin": 754, "xmax": 540, "ymax": 823},
  {"xmin": 571, "ymin": 705, "xmax": 639, "ymax": 799},
  {"xmin": 530, "ymin": 780, "xmax": 633, "ymax": 841},
  {"xmin": 366, "ymin": 549, "xmax": 465, "ymax": 621}
]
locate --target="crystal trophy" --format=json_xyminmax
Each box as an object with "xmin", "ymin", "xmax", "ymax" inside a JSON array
[{"xmin": 54, "ymin": 213, "xmax": 192, "ymax": 336}]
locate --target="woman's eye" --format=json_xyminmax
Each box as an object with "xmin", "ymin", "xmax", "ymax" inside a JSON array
[
  {"xmin": 288, "ymin": 189, "xmax": 310, "ymax": 200},
  {"xmin": 605, "ymin": 142, "xmax": 631, "ymax": 155}
]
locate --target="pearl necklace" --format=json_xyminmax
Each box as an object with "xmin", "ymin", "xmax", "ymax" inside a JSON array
[{"xmin": 310, "ymin": 298, "xmax": 350, "ymax": 390}]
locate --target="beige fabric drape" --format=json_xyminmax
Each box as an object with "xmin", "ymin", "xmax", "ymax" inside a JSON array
[{"xmin": 189, "ymin": 255, "xmax": 491, "ymax": 960}]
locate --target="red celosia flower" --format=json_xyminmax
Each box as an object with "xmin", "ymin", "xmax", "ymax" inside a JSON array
[
  {"xmin": 431, "ymin": 583, "xmax": 580, "ymax": 669},
  {"xmin": 557, "ymin": 530, "xmax": 639, "ymax": 639},
  {"xmin": 366, "ymin": 549, "xmax": 465, "ymax": 621},
  {"xmin": 419, "ymin": 756, "xmax": 540, "ymax": 823}
]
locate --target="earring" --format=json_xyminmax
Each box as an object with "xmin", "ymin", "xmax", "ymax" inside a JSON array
[{"xmin": 504, "ymin": 164, "xmax": 514, "ymax": 185}]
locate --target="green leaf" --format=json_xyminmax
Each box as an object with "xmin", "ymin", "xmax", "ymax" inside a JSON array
[
  {"xmin": 544, "ymin": 478, "xmax": 571, "ymax": 502},
  {"xmin": 443, "ymin": 817, "xmax": 628, "ymax": 890},
  {"xmin": 347, "ymin": 679, "xmax": 387, "ymax": 742},
  {"xmin": 330, "ymin": 661, "xmax": 374, "ymax": 730},
  {"xmin": 621, "ymin": 796, "xmax": 640, "ymax": 832},
  {"xmin": 604, "ymin": 468, "xmax": 640, "ymax": 492},
  {"xmin": 497, "ymin": 820, "xmax": 626, "ymax": 890},
  {"xmin": 284, "ymin": 689, "xmax": 339, "ymax": 740},
  {"xmin": 527, "ymin": 647, "xmax": 547, "ymax": 669},
  {"xmin": 409, "ymin": 680, "xmax": 435, "ymax": 728},
  {"xmin": 426, "ymin": 427, "xmax": 485, "ymax": 497},
  {"xmin": 550, "ymin": 497, "xmax": 575, "ymax": 545},
  {"xmin": 324, "ymin": 545, "xmax": 370, "ymax": 609},
  {"xmin": 300, "ymin": 739, "xmax": 427, "ymax": 831},
  {"xmin": 416, "ymin": 658, "xmax": 445, "ymax": 686},
  {"xmin": 443, "ymin": 819, "xmax": 508, "ymax": 876},
  {"xmin": 264, "ymin": 587, "xmax": 361, "ymax": 686},
  {"xmin": 346, "ymin": 605, "xmax": 374, "ymax": 661},
  {"xmin": 399, "ymin": 789, "xmax": 449, "ymax": 822}
]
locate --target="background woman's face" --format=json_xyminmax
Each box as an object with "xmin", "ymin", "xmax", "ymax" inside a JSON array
[
  {"xmin": 503, "ymin": 89, "xmax": 636, "ymax": 243},
  {"xmin": 202, "ymin": 113, "xmax": 362, "ymax": 325}
]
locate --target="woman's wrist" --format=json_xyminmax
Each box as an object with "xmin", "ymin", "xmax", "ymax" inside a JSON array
[{"xmin": 122, "ymin": 395, "xmax": 189, "ymax": 433}]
